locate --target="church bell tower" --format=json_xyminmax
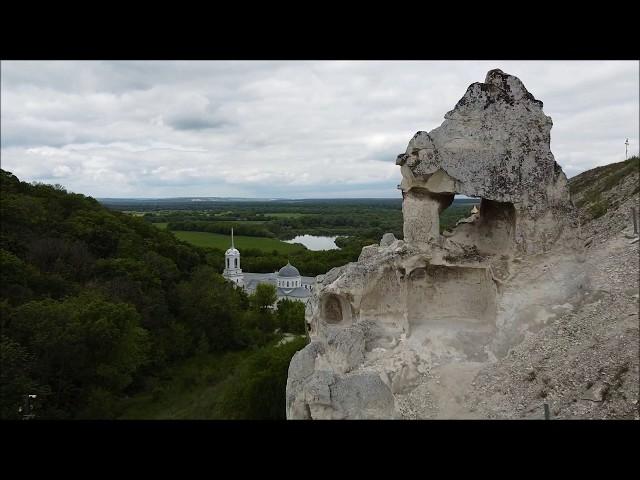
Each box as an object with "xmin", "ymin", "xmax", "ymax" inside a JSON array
[{"xmin": 223, "ymin": 228, "xmax": 244, "ymax": 287}]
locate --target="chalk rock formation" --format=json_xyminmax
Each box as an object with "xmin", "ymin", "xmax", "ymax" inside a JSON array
[
  {"xmin": 398, "ymin": 69, "xmax": 574, "ymax": 255},
  {"xmin": 286, "ymin": 69, "xmax": 582, "ymax": 420}
]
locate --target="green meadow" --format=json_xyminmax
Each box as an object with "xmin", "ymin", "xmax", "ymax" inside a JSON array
[
  {"xmin": 172, "ymin": 230, "xmax": 305, "ymax": 253},
  {"xmin": 264, "ymin": 212, "xmax": 316, "ymax": 218}
]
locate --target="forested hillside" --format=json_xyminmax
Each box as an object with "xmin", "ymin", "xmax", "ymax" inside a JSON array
[{"xmin": 0, "ymin": 169, "xmax": 306, "ymax": 419}]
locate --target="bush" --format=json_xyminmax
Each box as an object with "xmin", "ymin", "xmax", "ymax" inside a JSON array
[
  {"xmin": 276, "ymin": 298, "xmax": 306, "ymax": 334},
  {"xmin": 217, "ymin": 337, "xmax": 307, "ymax": 419},
  {"xmin": 589, "ymin": 200, "xmax": 608, "ymax": 219}
]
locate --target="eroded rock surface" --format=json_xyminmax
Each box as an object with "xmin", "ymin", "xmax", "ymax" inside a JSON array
[
  {"xmin": 285, "ymin": 69, "xmax": 597, "ymax": 420},
  {"xmin": 397, "ymin": 69, "xmax": 577, "ymax": 255}
]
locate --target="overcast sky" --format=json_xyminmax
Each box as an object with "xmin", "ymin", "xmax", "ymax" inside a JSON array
[{"xmin": 1, "ymin": 60, "xmax": 638, "ymax": 198}]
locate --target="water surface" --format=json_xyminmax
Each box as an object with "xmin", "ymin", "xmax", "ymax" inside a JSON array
[{"xmin": 285, "ymin": 235, "xmax": 340, "ymax": 251}]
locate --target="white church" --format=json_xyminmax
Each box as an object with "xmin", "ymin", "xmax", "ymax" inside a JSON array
[{"xmin": 222, "ymin": 229, "xmax": 315, "ymax": 304}]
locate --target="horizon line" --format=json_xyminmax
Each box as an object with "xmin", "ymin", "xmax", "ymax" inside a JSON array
[{"xmin": 96, "ymin": 195, "xmax": 477, "ymax": 201}]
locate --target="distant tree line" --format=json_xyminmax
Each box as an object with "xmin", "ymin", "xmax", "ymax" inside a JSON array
[
  {"xmin": 167, "ymin": 221, "xmax": 275, "ymax": 238},
  {"xmin": 163, "ymin": 210, "xmax": 404, "ymax": 241}
]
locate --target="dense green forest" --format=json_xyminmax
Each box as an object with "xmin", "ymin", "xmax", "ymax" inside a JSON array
[{"xmin": 0, "ymin": 169, "xmax": 307, "ymax": 419}]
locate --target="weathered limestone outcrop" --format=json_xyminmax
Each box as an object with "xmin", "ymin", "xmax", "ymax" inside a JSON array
[
  {"xmin": 397, "ymin": 69, "xmax": 575, "ymax": 255},
  {"xmin": 286, "ymin": 69, "xmax": 582, "ymax": 420}
]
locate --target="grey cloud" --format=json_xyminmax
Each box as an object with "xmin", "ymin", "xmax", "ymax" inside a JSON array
[
  {"xmin": 1, "ymin": 61, "xmax": 638, "ymax": 198},
  {"xmin": 165, "ymin": 114, "xmax": 230, "ymax": 131}
]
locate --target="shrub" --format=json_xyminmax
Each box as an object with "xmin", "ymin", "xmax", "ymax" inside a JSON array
[{"xmin": 589, "ymin": 200, "xmax": 608, "ymax": 219}]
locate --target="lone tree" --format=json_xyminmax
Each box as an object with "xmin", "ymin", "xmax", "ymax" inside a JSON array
[
  {"xmin": 248, "ymin": 283, "xmax": 278, "ymax": 334},
  {"xmin": 276, "ymin": 298, "xmax": 306, "ymax": 334},
  {"xmin": 250, "ymin": 283, "xmax": 278, "ymax": 312}
]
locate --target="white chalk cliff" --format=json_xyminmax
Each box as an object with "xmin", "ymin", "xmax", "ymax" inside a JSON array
[{"xmin": 286, "ymin": 69, "xmax": 585, "ymax": 420}]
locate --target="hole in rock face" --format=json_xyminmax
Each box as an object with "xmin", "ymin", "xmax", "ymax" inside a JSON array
[
  {"xmin": 323, "ymin": 294, "xmax": 345, "ymax": 324},
  {"xmin": 438, "ymin": 193, "xmax": 455, "ymax": 212},
  {"xmin": 474, "ymin": 199, "xmax": 516, "ymax": 254},
  {"xmin": 445, "ymin": 197, "xmax": 516, "ymax": 255},
  {"xmin": 439, "ymin": 197, "xmax": 480, "ymax": 234}
]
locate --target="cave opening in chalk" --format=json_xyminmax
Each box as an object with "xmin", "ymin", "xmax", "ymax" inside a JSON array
[
  {"xmin": 322, "ymin": 294, "xmax": 345, "ymax": 325},
  {"xmin": 440, "ymin": 195, "xmax": 481, "ymax": 234}
]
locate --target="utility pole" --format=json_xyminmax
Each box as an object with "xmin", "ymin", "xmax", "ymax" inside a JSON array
[{"xmin": 625, "ymin": 138, "xmax": 629, "ymax": 159}]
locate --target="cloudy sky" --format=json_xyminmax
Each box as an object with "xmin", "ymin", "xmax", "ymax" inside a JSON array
[{"xmin": 1, "ymin": 60, "xmax": 638, "ymax": 198}]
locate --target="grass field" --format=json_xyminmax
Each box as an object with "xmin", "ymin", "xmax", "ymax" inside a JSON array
[
  {"xmin": 172, "ymin": 230, "xmax": 306, "ymax": 253},
  {"xmin": 264, "ymin": 212, "xmax": 317, "ymax": 218},
  {"xmin": 153, "ymin": 222, "xmax": 168, "ymax": 229}
]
